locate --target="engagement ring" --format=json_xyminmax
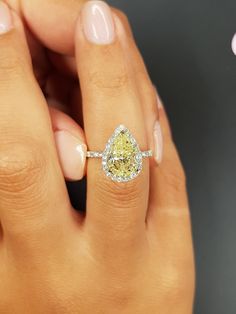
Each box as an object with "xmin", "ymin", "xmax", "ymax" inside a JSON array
[{"xmin": 86, "ymin": 125, "xmax": 152, "ymax": 182}]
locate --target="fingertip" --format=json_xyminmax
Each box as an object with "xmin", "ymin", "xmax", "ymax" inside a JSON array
[
  {"xmin": 79, "ymin": 0, "xmax": 115, "ymax": 45},
  {"xmin": 0, "ymin": 2, "xmax": 13, "ymax": 34},
  {"xmin": 20, "ymin": 0, "xmax": 83, "ymax": 54},
  {"xmin": 54, "ymin": 130, "xmax": 87, "ymax": 182},
  {"xmin": 49, "ymin": 106, "xmax": 87, "ymax": 181},
  {"xmin": 0, "ymin": 2, "xmax": 26, "ymax": 38},
  {"xmin": 76, "ymin": 1, "xmax": 133, "ymax": 48}
]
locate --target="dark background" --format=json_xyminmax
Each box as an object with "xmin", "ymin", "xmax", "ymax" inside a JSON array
[{"xmin": 69, "ymin": 0, "xmax": 236, "ymax": 313}]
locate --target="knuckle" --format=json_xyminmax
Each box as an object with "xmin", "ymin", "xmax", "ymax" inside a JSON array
[
  {"xmin": 162, "ymin": 147, "xmax": 187, "ymax": 192},
  {"xmin": 0, "ymin": 139, "xmax": 48, "ymax": 195},
  {"xmin": 88, "ymin": 69, "xmax": 129, "ymax": 94},
  {"xmin": 162, "ymin": 268, "xmax": 184, "ymax": 297},
  {"xmin": 106, "ymin": 283, "xmax": 134, "ymax": 311},
  {"xmin": 161, "ymin": 264, "xmax": 195, "ymax": 301},
  {"xmin": 165, "ymin": 164, "xmax": 186, "ymax": 192}
]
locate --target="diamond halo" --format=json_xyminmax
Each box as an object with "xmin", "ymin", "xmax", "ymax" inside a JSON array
[{"xmin": 87, "ymin": 125, "xmax": 152, "ymax": 183}]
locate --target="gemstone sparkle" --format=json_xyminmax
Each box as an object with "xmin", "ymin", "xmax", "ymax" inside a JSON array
[{"xmin": 102, "ymin": 125, "xmax": 142, "ymax": 182}]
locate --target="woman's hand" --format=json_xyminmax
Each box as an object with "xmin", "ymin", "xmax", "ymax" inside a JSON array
[{"xmin": 0, "ymin": 1, "xmax": 195, "ymax": 313}]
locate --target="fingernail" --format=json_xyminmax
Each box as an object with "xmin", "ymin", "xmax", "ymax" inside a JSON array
[
  {"xmin": 157, "ymin": 94, "xmax": 163, "ymax": 109},
  {"xmin": 54, "ymin": 131, "xmax": 87, "ymax": 181},
  {"xmin": 232, "ymin": 33, "xmax": 236, "ymax": 56},
  {"xmin": 0, "ymin": 2, "xmax": 13, "ymax": 34},
  {"xmin": 82, "ymin": 0, "xmax": 115, "ymax": 45},
  {"xmin": 153, "ymin": 121, "xmax": 163, "ymax": 164},
  {"xmin": 153, "ymin": 85, "xmax": 163, "ymax": 109}
]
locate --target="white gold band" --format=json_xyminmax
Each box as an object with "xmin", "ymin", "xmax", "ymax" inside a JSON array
[{"xmin": 86, "ymin": 150, "xmax": 152, "ymax": 158}]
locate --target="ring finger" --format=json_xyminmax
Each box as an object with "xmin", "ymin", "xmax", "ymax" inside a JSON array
[{"xmin": 75, "ymin": 1, "xmax": 150, "ymax": 250}]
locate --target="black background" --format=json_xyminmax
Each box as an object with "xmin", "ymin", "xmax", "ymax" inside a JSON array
[{"xmin": 69, "ymin": 0, "xmax": 236, "ymax": 313}]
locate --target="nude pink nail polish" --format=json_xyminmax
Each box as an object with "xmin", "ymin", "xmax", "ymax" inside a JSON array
[
  {"xmin": 55, "ymin": 131, "xmax": 87, "ymax": 181},
  {"xmin": 156, "ymin": 93, "xmax": 163, "ymax": 110},
  {"xmin": 0, "ymin": 2, "xmax": 13, "ymax": 34},
  {"xmin": 82, "ymin": 0, "xmax": 115, "ymax": 45},
  {"xmin": 232, "ymin": 33, "xmax": 236, "ymax": 56},
  {"xmin": 153, "ymin": 121, "xmax": 163, "ymax": 164}
]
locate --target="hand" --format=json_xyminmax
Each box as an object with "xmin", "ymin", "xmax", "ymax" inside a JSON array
[
  {"xmin": 0, "ymin": 1, "xmax": 195, "ymax": 313},
  {"xmin": 5, "ymin": 0, "xmax": 132, "ymax": 181}
]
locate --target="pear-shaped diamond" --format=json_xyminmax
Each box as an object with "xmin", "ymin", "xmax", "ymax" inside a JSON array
[{"xmin": 102, "ymin": 125, "xmax": 142, "ymax": 182}]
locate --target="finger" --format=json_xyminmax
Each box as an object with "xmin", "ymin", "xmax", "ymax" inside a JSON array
[
  {"xmin": 115, "ymin": 19, "xmax": 187, "ymax": 212},
  {"xmin": 135, "ymin": 70, "xmax": 194, "ymax": 290},
  {"xmin": 47, "ymin": 9, "xmax": 134, "ymax": 77},
  {"xmin": 143, "ymin": 82, "xmax": 194, "ymax": 289},
  {"xmin": 147, "ymin": 88, "xmax": 193, "ymax": 253},
  {"xmin": 151, "ymin": 70, "xmax": 195, "ymax": 307},
  {"xmin": 6, "ymin": 0, "xmax": 87, "ymax": 54},
  {"xmin": 148, "ymin": 92, "xmax": 189, "ymax": 216},
  {"xmin": 49, "ymin": 106, "xmax": 87, "ymax": 181},
  {"xmin": 109, "ymin": 10, "xmax": 160, "ymax": 164},
  {"xmin": 147, "ymin": 91, "xmax": 194, "ymax": 282},
  {"xmin": 0, "ymin": 4, "xmax": 72, "ymax": 242},
  {"xmin": 112, "ymin": 9, "xmax": 194, "ymax": 272},
  {"xmin": 7, "ymin": 1, "xmax": 134, "ymax": 56},
  {"xmin": 75, "ymin": 1, "xmax": 149, "ymax": 244},
  {"xmin": 112, "ymin": 11, "xmax": 188, "ymax": 213}
]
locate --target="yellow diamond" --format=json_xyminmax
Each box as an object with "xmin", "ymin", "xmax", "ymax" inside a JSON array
[{"xmin": 103, "ymin": 126, "xmax": 142, "ymax": 182}]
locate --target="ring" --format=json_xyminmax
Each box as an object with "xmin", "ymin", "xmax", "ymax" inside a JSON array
[{"xmin": 86, "ymin": 125, "xmax": 152, "ymax": 182}]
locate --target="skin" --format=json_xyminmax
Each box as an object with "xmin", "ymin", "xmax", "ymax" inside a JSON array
[{"xmin": 0, "ymin": 1, "xmax": 195, "ymax": 313}]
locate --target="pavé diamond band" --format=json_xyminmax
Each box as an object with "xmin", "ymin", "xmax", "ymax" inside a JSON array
[
  {"xmin": 86, "ymin": 151, "xmax": 152, "ymax": 158},
  {"xmin": 86, "ymin": 125, "xmax": 153, "ymax": 183}
]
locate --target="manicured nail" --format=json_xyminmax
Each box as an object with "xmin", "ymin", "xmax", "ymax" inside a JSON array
[
  {"xmin": 157, "ymin": 94, "xmax": 163, "ymax": 109},
  {"xmin": 232, "ymin": 33, "xmax": 236, "ymax": 56},
  {"xmin": 153, "ymin": 121, "xmax": 163, "ymax": 164},
  {"xmin": 55, "ymin": 131, "xmax": 87, "ymax": 181},
  {"xmin": 153, "ymin": 85, "xmax": 163, "ymax": 109},
  {"xmin": 0, "ymin": 2, "xmax": 13, "ymax": 34},
  {"xmin": 82, "ymin": 0, "xmax": 115, "ymax": 45}
]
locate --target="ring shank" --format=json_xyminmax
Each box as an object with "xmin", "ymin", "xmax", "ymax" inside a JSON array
[
  {"xmin": 86, "ymin": 152, "xmax": 103, "ymax": 158},
  {"xmin": 86, "ymin": 150, "xmax": 152, "ymax": 158}
]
